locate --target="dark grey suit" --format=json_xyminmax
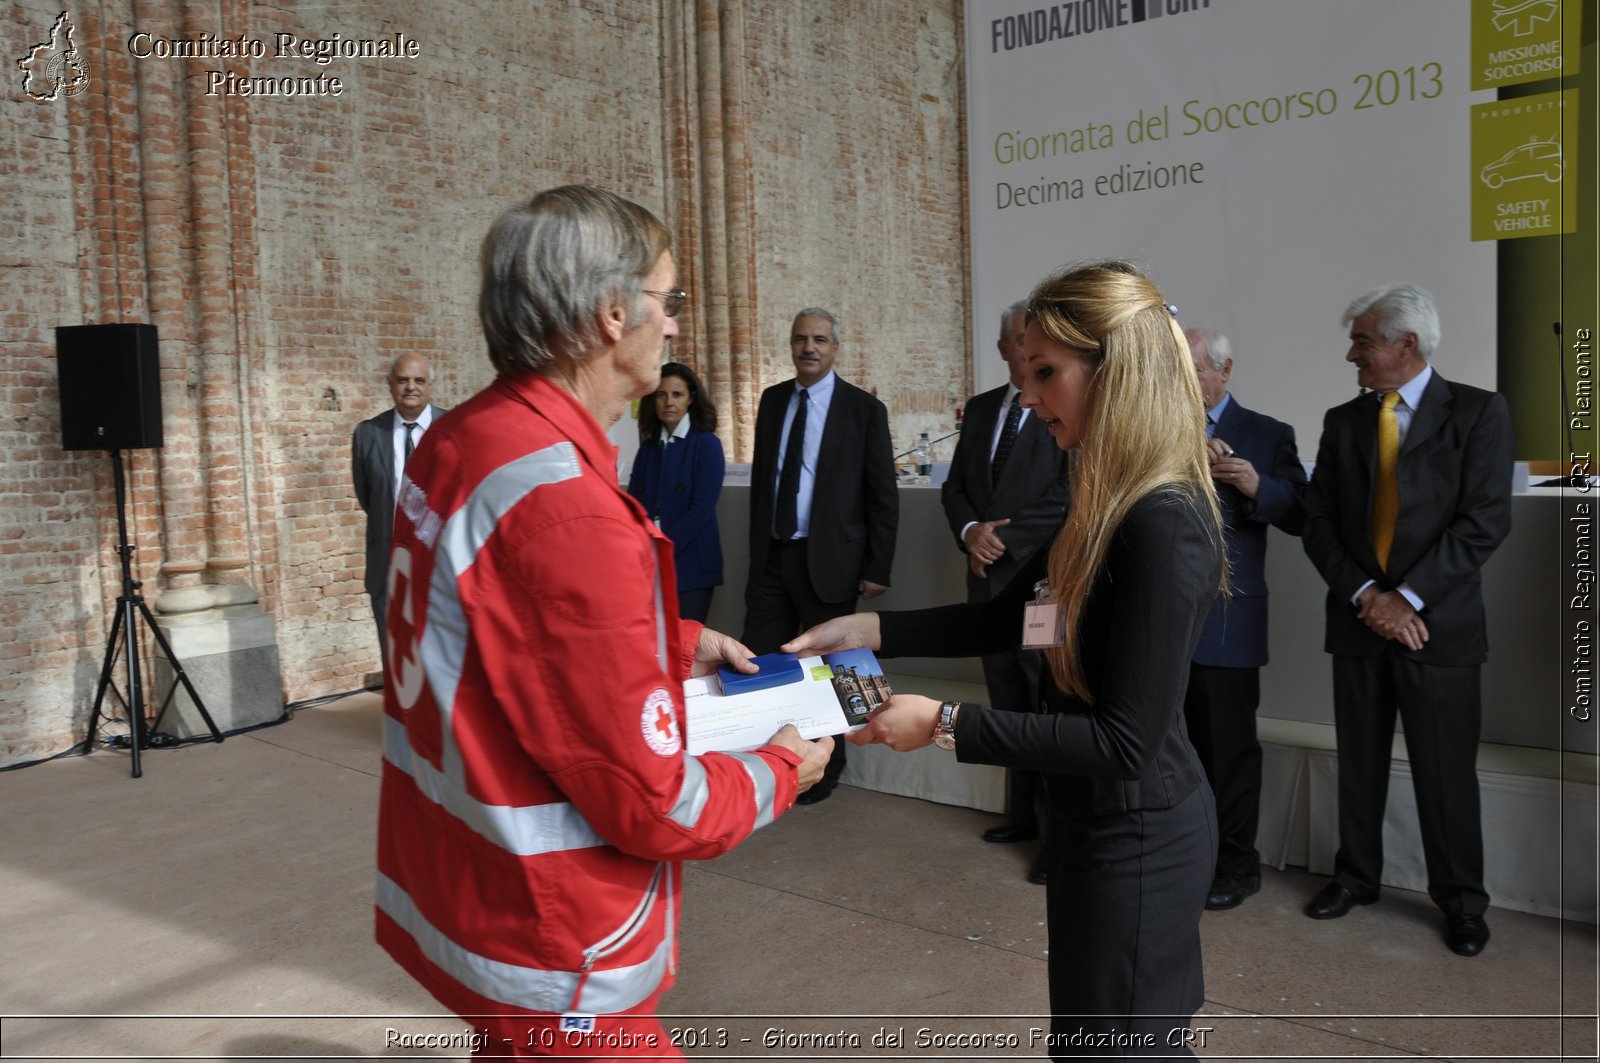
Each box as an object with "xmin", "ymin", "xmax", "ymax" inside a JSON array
[
  {"xmin": 1303, "ymin": 371, "xmax": 1513, "ymax": 914},
  {"xmin": 942, "ymin": 383, "xmax": 1071, "ymax": 834},
  {"xmin": 352, "ymin": 405, "xmax": 447, "ymax": 663},
  {"xmin": 743, "ymin": 374, "xmax": 898, "ymax": 792},
  {"xmin": 742, "ymin": 374, "xmax": 898, "ymax": 643}
]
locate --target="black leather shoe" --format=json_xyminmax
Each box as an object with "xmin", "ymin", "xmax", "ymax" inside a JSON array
[
  {"xmin": 1026, "ymin": 855, "xmax": 1048, "ymax": 885},
  {"xmin": 1205, "ymin": 874, "xmax": 1261, "ymax": 910},
  {"xmin": 1304, "ymin": 882, "xmax": 1377, "ymax": 919},
  {"xmin": 1445, "ymin": 914, "xmax": 1490, "ymax": 956},
  {"xmin": 981, "ymin": 824, "xmax": 1038, "ymax": 844},
  {"xmin": 795, "ymin": 786, "xmax": 832, "ymax": 805}
]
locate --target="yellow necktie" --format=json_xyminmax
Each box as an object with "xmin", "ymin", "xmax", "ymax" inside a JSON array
[{"xmin": 1371, "ymin": 391, "xmax": 1401, "ymax": 570}]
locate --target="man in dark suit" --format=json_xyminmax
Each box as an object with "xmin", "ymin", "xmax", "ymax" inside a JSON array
[
  {"xmin": 942, "ymin": 300, "xmax": 1071, "ymax": 881},
  {"xmin": 1183, "ymin": 328, "xmax": 1307, "ymax": 910},
  {"xmin": 1302, "ymin": 284, "xmax": 1513, "ymax": 958},
  {"xmin": 743, "ymin": 307, "xmax": 899, "ymax": 803},
  {"xmin": 352, "ymin": 354, "xmax": 446, "ymax": 673}
]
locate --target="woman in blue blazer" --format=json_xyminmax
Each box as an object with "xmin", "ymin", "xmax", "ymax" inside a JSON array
[{"xmin": 627, "ymin": 362, "xmax": 726, "ymax": 622}]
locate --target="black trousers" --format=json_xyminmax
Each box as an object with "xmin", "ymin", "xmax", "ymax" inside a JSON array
[
  {"xmin": 369, "ymin": 592, "xmax": 387, "ymax": 675},
  {"xmin": 1182, "ymin": 663, "xmax": 1262, "ymax": 878},
  {"xmin": 677, "ymin": 585, "xmax": 715, "ymax": 624},
  {"xmin": 1331, "ymin": 652, "xmax": 1487, "ymax": 915},
  {"xmin": 741, "ymin": 538, "xmax": 857, "ymax": 788}
]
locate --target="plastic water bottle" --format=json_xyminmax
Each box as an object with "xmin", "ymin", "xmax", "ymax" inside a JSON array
[{"xmin": 914, "ymin": 432, "xmax": 934, "ymax": 477}]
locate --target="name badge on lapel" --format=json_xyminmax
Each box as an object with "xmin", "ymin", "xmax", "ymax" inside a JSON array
[{"xmin": 1022, "ymin": 578, "xmax": 1065, "ymax": 649}]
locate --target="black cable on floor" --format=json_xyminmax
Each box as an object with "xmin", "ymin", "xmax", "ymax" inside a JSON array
[{"xmin": 0, "ymin": 685, "xmax": 377, "ymax": 772}]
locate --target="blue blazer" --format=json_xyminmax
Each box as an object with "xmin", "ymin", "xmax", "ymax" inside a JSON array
[
  {"xmin": 627, "ymin": 428, "xmax": 726, "ymax": 592},
  {"xmin": 1194, "ymin": 395, "xmax": 1308, "ymax": 668}
]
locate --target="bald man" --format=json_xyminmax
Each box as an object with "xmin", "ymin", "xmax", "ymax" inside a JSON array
[{"xmin": 352, "ymin": 355, "xmax": 447, "ymax": 673}]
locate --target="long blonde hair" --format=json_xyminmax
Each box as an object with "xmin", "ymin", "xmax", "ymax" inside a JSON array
[{"xmin": 1029, "ymin": 261, "xmax": 1226, "ymax": 701}]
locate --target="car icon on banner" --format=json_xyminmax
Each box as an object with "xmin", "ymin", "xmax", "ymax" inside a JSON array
[{"xmin": 1479, "ymin": 136, "xmax": 1564, "ymax": 189}]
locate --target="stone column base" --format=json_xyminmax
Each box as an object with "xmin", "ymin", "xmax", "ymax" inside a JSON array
[{"xmin": 151, "ymin": 584, "xmax": 284, "ymax": 737}]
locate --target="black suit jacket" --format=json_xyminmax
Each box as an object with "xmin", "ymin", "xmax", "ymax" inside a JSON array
[
  {"xmin": 882, "ymin": 489, "xmax": 1221, "ymax": 817},
  {"xmin": 1193, "ymin": 395, "xmax": 1307, "ymax": 668},
  {"xmin": 1302, "ymin": 371, "xmax": 1513, "ymax": 666},
  {"xmin": 747, "ymin": 375, "xmax": 898, "ymax": 603},
  {"xmin": 941, "ymin": 384, "xmax": 1071, "ymax": 600},
  {"xmin": 352, "ymin": 405, "xmax": 448, "ymax": 599}
]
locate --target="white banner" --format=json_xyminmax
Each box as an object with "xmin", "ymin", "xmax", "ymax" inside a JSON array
[{"xmin": 965, "ymin": 0, "xmax": 1497, "ymax": 449}]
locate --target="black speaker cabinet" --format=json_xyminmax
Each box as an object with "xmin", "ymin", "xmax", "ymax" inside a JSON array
[{"xmin": 56, "ymin": 323, "xmax": 164, "ymax": 450}]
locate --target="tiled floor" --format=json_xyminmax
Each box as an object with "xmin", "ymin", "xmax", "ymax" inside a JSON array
[{"xmin": 1, "ymin": 693, "xmax": 1594, "ymax": 1061}]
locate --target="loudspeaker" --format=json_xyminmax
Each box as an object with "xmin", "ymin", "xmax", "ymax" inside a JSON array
[{"xmin": 56, "ymin": 323, "xmax": 164, "ymax": 450}]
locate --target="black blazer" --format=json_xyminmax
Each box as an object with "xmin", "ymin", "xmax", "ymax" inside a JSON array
[
  {"xmin": 881, "ymin": 488, "xmax": 1222, "ymax": 817},
  {"xmin": 351, "ymin": 405, "xmax": 447, "ymax": 599},
  {"xmin": 941, "ymin": 384, "xmax": 1072, "ymax": 600},
  {"xmin": 747, "ymin": 375, "xmax": 898, "ymax": 602},
  {"xmin": 1302, "ymin": 371, "xmax": 1513, "ymax": 666},
  {"xmin": 1193, "ymin": 395, "xmax": 1307, "ymax": 668}
]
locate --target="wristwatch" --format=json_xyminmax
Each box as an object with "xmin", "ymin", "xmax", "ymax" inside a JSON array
[{"xmin": 932, "ymin": 700, "xmax": 961, "ymax": 751}]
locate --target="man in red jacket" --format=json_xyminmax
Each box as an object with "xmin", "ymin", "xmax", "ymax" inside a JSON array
[{"xmin": 375, "ymin": 185, "xmax": 830, "ymax": 1058}]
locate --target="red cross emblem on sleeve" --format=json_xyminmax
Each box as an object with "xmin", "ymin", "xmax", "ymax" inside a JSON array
[{"xmin": 639, "ymin": 688, "xmax": 681, "ymax": 757}]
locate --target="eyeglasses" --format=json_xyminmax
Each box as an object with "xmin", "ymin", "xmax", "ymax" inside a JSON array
[{"xmin": 644, "ymin": 289, "xmax": 688, "ymax": 318}]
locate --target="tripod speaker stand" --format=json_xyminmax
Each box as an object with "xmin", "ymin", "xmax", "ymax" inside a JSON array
[{"xmin": 83, "ymin": 449, "xmax": 223, "ymax": 778}]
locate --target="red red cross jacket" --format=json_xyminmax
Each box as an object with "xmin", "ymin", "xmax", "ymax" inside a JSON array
[{"xmin": 375, "ymin": 371, "xmax": 802, "ymax": 1021}]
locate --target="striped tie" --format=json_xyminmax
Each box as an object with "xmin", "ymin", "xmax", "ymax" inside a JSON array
[
  {"xmin": 1370, "ymin": 391, "xmax": 1401, "ymax": 570},
  {"xmin": 991, "ymin": 393, "xmax": 1023, "ymax": 486}
]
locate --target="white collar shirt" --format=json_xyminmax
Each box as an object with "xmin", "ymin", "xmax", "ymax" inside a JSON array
[
  {"xmin": 659, "ymin": 417, "xmax": 691, "ymax": 445},
  {"xmin": 1388, "ymin": 363, "xmax": 1433, "ymax": 445},
  {"xmin": 392, "ymin": 405, "xmax": 434, "ymax": 495},
  {"xmin": 774, "ymin": 370, "xmax": 836, "ymax": 539},
  {"xmin": 989, "ymin": 383, "xmax": 1032, "ymax": 460}
]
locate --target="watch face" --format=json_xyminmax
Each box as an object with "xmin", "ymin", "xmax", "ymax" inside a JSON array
[{"xmin": 933, "ymin": 734, "xmax": 955, "ymax": 752}]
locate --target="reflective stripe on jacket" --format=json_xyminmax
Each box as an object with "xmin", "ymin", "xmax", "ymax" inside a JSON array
[{"xmin": 375, "ymin": 372, "xmax": 799, "ymax": 1020}]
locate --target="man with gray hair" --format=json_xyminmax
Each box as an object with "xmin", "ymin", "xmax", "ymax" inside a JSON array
[
  {"xmin": 1183, "ymin": 327, "xmax": 1306, "ymax": 910},
  {"xmin": 1302, "ymin": 284, "xmax": 1513, "ymax": 957},
  {"xmin": 375, "ymin": 185, "xmax": 830, "ymax": 1053},
  {"xmin": 351, "ymin": 353, "xmax": 445, "ymax": 675},
  {"xmin": 743, "ymin": 306, "xmax": 899, "ymax": 803},
  {"xmin": 942, "ymin": 301, "xmax": 1072, "ymax": 880}
]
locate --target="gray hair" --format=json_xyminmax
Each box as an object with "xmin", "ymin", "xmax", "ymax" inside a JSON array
[
  {"xmin": 791, "ymin": 307, "xmax": 840, "ymax": 343},
  {"xmin": 1184, "ymin": 327, "xmax": 1232, "ymax": 370},
  {"xmin": 1341, "ymin": 283, "xmax": 1440, "ymax": 362},
  {"xmin": 478, "ymin": 185, "xmax": 671, "ymax": 374},
  {"xmin": 997, "ymin": 299, "xmax": 1029, "ymax": 343}
]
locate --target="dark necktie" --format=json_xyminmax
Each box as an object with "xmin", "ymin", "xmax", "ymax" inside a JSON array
[
  {"xmin": 774, "ymin": 388, "xmax": 809, "ymax": 540},
  {"xmin": 991, "ymin": 392, "xmax": 1023, "ymax": 487},
  {"xmin": 403, "ymin": 421, "xmax": 418, "ymax": 465}
]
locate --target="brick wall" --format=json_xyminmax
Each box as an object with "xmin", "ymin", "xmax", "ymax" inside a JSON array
[{"xmin": 0, "ymin": 0, "xmax": 968, "ymax": 766}]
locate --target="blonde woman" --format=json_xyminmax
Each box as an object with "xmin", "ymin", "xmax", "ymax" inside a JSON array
[{"xmin": 787, "ymin": 261, "xmax": 1226, "ymax": 1057}]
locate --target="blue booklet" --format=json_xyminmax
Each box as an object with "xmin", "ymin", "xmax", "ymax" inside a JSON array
[
  {"xmin": 684, "ymin": 647, "xmax": 890, "ymax": 754},
  {"xmin": 717, "ymin": 652, "xmax": 804, "ymax": 695}
]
